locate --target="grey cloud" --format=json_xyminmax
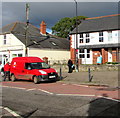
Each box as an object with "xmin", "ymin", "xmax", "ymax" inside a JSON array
[{"xmin": 2, "ymin": 2, "xmax": 118, "ymax": 29}]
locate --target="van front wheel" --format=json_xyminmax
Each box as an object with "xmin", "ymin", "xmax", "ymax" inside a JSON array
[
  {"xmin": 33, "ymin": 76, "xmax": 40, "ymax": 84},
  {"xmin": 11, "ymin": 74, "xmax": 16, "ymax": 82}
]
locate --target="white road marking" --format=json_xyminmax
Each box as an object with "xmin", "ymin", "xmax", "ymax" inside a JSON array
[
  {"xmin": 26, "ymin": 88, "xmax": 36, "ymax": 91},
  {"xmin": 72, "ymin": 84, "xmax": 89, "ymax": 87},
  {"xmin": 3, "ymin": 107, "xmax": 23, "ymax": 117},
  {"xmin": 2, "ymin": 86, "xmax": 9, "ymax": 88},
  {"xmin": 10, "ymin": 86, "xmax": 26, "ymax": 90},
  {"xmin": 2, "ymin": 86, "xmax": 26, "ymax": 90},
  {"xmin": 62, "ymin": 84, "xmax": 67, "ymax": 85},
  {"xmin": 56, "ymin": 94, "xmax": 120, "ymax": 101},
  {"xmin": 38, "ymin": 89, "xmax": 54, "ymax": 95},
  {"xmin": 2, "ymin": 85, "xmax": 120, "ymax": 101},
  {"xmin": 72, "ymin": 84, "xmax": 109, "ymax": 88},
  {"xmin": 56, "ymin": 93, "xmax": 95, "ymax": 97}
]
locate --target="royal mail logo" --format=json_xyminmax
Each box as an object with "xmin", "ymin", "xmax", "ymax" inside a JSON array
[{"xmin": 13, "ymin": 62, "xmax": 16, "ymax": 68}]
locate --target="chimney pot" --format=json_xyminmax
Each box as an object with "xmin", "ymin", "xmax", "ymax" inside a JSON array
[{"xmin": 40, "ymin": 21, "xmax": 46, "ymax": 35}]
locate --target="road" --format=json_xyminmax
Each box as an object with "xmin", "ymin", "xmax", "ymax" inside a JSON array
[
  {"xmin": 2, "ymin": 80, "xmax": 120, "ymax": 99},
  {"xmin": 1, "ymin": 78, "xmax": 120, "ymax": 117}
]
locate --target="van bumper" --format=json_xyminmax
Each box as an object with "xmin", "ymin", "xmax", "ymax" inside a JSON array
[{"xmin": 37, "ymin": 73, "xmax": 58, "ymax": 82}]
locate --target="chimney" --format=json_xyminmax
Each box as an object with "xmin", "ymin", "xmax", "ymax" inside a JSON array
[{"xmin": 40, "ymin": 21, "xmax": 46, "ymax": 35}]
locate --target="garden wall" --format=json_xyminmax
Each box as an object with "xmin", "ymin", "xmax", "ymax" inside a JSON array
[{"xmin": 51, "ymin": 64, "xmax": 120, "ymax": 72}]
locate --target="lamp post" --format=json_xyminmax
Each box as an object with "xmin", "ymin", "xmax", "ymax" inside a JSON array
[
  {"xmin": 74, "ymin": 0, "xmax": 79, "ymax": 72},
  {"xmin": 25, "ymin": 3, "xmax": 30, "ymax": 57}
]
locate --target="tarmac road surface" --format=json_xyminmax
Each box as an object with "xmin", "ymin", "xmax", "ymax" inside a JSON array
[
  {"xmin": 1, "ymin": 80, "xmax": 120, "ymax": 100},
  {"xmin": 1, "ymin": 86, "xmax": 120, "ymax": 117}
]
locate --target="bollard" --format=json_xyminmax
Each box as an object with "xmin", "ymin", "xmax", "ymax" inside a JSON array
[
  {"xmin": 88, "ymin": 67, "xmax": 93, "ymax": 82},
  {"xmin": 76, "ymin": 60, "xmax": 79, "ymax": 72},
  {"xmin": 59, "ymin": 65, "xmax": 62, "ymax": 80}
]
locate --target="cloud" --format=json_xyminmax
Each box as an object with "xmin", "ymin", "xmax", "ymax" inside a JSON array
[{"xmin": 2, "ymin": 2, "xmax": 118, "ymax": 29}]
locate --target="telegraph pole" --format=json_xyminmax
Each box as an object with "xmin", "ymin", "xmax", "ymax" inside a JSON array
[
  {"xmin": 25, "ymin": 3, "xmax": 30, "ymax": 56},
  {"xmin": 74, "ymin": 0, "xmax": 79, "ymax": 72}
]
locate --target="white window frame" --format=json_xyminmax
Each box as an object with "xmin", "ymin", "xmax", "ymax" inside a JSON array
[
  {"xmin": 108, "ymin": 31, "xmax": 112, "ymax": 42},
  {"xmin": 79, "ymin": 49, "xmax": 85, "ymax": 58},
  {"xmin": 99, "ymin": 32, "xmax": 104, "ymax": 42},
  {"xmin": 79, "ymin": 49, "xmax": 90, "ymax": 59},
  {"xmin": 3, "ymin": 34, "xmax": 7, "ymax": 45},
  {"xmin": 79, "ymin": 33, "xmax": 84, "ymax": 43},
  {"xmin": 85, "ymin": 33, "xmax": 90, "ymax": 43}
]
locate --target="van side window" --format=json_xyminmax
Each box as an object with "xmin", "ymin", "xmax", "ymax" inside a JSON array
[{"xmin": 25, "ymin": 63, "xmax": 32, "ymax": 70}]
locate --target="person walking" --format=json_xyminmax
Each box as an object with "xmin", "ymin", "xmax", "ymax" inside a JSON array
[
  {"xmin": 3, "ymin": 62, "xmax": 10, "ymax": 81},
  {"xmin": 67, "ymin": 59, "xmax": 73, "ymax": 73}
]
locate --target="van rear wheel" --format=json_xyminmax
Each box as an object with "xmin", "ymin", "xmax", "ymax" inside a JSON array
[
  {"xmin": 11, "ymin": 74, "xmax": 16, "ymax": 82},
  {"xmin": 33, "ymin": 76, "xmax": 40, "ymax": 84}
]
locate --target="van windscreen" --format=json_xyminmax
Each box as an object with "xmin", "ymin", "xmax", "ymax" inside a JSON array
[{"xmin": 25, "ymin": 62, "xmax": 50, "ymax": 69}]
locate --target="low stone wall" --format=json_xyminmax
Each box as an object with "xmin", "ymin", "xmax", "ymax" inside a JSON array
[
  {"xmin": 51, "ymin": 64, "xmax": 120, "ymax": 72},
  {"xmin": 79, "ymin": 65, "xmax": 119, "ymax": 72}
]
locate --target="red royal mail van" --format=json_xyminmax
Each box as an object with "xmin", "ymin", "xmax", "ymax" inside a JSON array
[{"xmin": 10, "ymin": 57, "xmax": 58, "ymax": 84}]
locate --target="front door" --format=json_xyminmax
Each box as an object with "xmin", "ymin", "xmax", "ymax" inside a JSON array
[{"xmin": 108, "ymin": 48, "xmax": 112, "ymax": 62}]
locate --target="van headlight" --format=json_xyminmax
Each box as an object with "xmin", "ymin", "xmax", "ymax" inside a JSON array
[
  {"xmin": 55, "ymin": 69, "xmax": 58, "ymax": 73},
  {"xmin": 39, "ymin": 70, "xmax": 47, "ymax": 74}
]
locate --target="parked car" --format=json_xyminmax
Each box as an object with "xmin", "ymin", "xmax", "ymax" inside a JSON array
[{"xmin": 10, "ymin": 57, "xmax": 58, "ymax": 84}]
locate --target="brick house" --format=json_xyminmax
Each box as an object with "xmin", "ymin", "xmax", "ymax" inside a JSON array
[
  {"xmin": 70, "ymin": 14, "xmax": 120, "ymax": 64},
  {"xmin": 0, "ymin": 21, "xmax": 70, "ymax": 67}
]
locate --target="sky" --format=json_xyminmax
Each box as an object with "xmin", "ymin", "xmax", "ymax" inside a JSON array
[{"xmin": 1, "ymin": 1, "xmax": 119, "ymax": 33}]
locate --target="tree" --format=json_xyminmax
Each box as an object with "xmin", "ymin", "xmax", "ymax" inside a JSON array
[{"xmin": 51, "ymin": 16, "xmax": 87, "ymax": 38}]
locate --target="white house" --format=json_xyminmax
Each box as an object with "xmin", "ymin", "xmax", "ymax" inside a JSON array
[
  {"xmin": 0, "ymin": 21, "xmax": 70, "ymax": 68},
  {"xmin": 70, "ymin": 14, "xmax": 120, "ymax": 64}
]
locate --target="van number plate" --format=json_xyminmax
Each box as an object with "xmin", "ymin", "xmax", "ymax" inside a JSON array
[{"xmin": 49, "ymin": 75, "xmax": 55, "ymax": 78}]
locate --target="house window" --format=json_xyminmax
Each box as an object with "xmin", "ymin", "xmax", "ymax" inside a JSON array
[
  {"xmin": 4, "ymin": 35, "xmax": 6, "ymax": 39},
  {"xmin": 85, "ymin": 33, "xmax": 90, "ymax": 43},
  {"xmin": 86, "ymin": 38, "xmax": 90, "ymax": 43},
  {"xmin": 99, "ymin": 37, "xmax": 104, "ymax": 42},
  {"xmin": 79, "ymin": 49, "xmax": 84, "ymax": 53},
  {"xmin": 87, "ymin": 49, "xmax": 90, "ymax": 58},
  {"xmin": 3, "ymin": 34, "xmax": 7, "ymax": 45},
  {"xmin": 108, "ymin": 31, "xmax": 112, "ymax": 42},
  {"xmin": 79, "ymin": 49, "xmax": 90, "ymax": 58},
  {"xmin": 99, "ymin": 32, "xmax": 103, "ymax": 36},
  {"xmin": 12, "ymin": 54, "xmax": 22, "ymax": 58},
  {"xmin": 86, "ymin": 33, "xmax": 89, "ymax": 37},
  {"xmin": 79, "ymin": 34, "xmax": 83, "ymax": 43},
  {"xmin": 18, "ymin": 54, "xmax": 22, "ymax": 57},
  {"xmin": 80, "ymin": 39, "xmax": 83, "ymax": 43},
  {"xmin": 4, "ymin": 40, "xmax": 6, "ymax": 45},
  {"xmin": 79, "ymin": 54, "xmax": 85, "ymax": 58},
  {"xmin": 79, "ymin": 49, "xmax": 85, "ymax": 58},
  {"xmin": 80, "ymin": 34, "xmax": 83, "ymax": 38},
  {"xmin": 12, "ymin": 54, "xmax": 17, "ymax": 57},
  {"xmin": 99, "ymin": 32, "xmax": 104, "ymax": 42}
]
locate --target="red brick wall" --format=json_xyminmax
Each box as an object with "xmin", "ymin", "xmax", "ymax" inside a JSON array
[
  {"xmin": 112, "ymin": 50, "xmax": 117, "ymax": 62},
  {"xmin": 102, "ymin": 48, "xmax": 108, "ymax": 63},
  {"xmin": 101, "ymin": 48, "xmax": 105, "ymax": 64},
  {"xmin": 105, "ymin": 49, "xmax": 108, "ymax": 63},
  {"xmin": 92, "ymin": 48, "xmax": 108, "ymax": 64},
  {"xmin": 93, "ymin": 50, "xmax": 100, "ymax": 64},
  {"xmin": 70, "ymin": 35, "xmax": 76, "ymax": 64}
]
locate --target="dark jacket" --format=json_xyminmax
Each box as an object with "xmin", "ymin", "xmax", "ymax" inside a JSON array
[{"xmin": 68, "ymin": 59, "xmax": 73, "ymax": 67}]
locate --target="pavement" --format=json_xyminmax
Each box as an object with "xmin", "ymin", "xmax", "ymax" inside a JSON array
[
  {"xmin": 0, "ymin": 70, "xmax": 119, "ymax": 87},
  {"xmin": 61, "ymin": 70, "xmax": 119, "ymax": 88}
]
